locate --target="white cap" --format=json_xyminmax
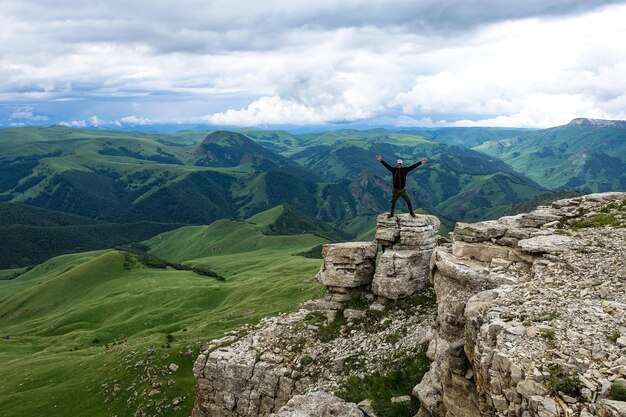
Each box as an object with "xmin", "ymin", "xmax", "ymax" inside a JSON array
[{"xmin": 397, "ymin": 159, "xmax": 403, "ymax": 164}]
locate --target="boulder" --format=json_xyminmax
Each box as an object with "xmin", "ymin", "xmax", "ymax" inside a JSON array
[
  {"xmin": 517, "ymin": 235, "xmax": 575, "ymax": 254},
  {"xmin": 376, "ymin": 213, "xmax": 439, "ymax": 250},
  {"xmin": 598, "ymin": 399, "xmax": 626, "ymax": 417},
  {"xmin": 270, "ymin": 392, "xmax": 364, "ymax": 417},
  {"xmin": 372, "ymin": 250, "xmax": 431, "ymax": 299},
  {"xmin": 454, "ymin": 221, "xmax": 507, "ymax": 242},
  {"xmin": 316, "ymin": 242, "xmax": 377, "ymax": 288}
]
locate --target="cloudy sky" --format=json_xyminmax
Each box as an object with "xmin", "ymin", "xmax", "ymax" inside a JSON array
[{"xmin": 1, "ymin": 0, "xmax": 626, "ymax": 129}]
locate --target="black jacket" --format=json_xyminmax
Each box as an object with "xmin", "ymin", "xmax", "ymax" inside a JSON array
[{"xmin": 379, "ymin": 159, "xmax": 423, "ymax": 189}]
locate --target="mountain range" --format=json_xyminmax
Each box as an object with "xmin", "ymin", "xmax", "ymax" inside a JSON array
[
  {"xmin": 0, "ymin": 126, "xmax": 547, "ymax": 226},
  {"xmin": 1, "ymin": 118, "xmax": 625, "ymax": 417},
  {"xmin": 475, "ymin": 118, "xmax": 626, "ymax": 191}
]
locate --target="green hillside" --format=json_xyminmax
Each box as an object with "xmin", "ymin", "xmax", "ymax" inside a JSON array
[
  {"xmin": 0, "ymin": 201, "xmax": 182, "ymax": 268},
  {"xmin": 475, "ymin": 118, "xmax": 626, "ymax": 191},
  {"xmin": 1, "ymin": 125, "xmax": 554, "ymax": 228},
  {"xmin": 408, "ymin": 127, "xmax": 532, "ymax": 147},
  {"xmin": 283, "ymin": 132, "xmax": 547, "ymax": 222},
  {"xmin": 0, "ymin": 206, "xmax": 329, "ymax": 417}
]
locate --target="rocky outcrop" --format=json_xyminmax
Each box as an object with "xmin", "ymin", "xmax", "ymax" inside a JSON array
[
  {"xmin": 269, "ymin": 392, "xmax": 364, "ymax": 417},
  {"xmin": 316, "ymin": 242, "xmax": 377, "ymax": 302},
  {"xmin": 192, "ymin": 214, "xmax": 438, "ymax": 417},
  {"xmin": 568, "ymin": 118, "xmax": 626, "ymax": 128},
  {"xmin": 192, "ymin": 300, "xmax": 435, "ymax": 417},
  {"xmin": 416, "ymin": 192, "xmax": 626, "ymax": 417},
  {"xmin": 373, "ymin": 214, "xmax": 440, "ymax": 299},
  {"xmin": 192, "ymin": 192, "xmax": 626, "ymax": 417}
]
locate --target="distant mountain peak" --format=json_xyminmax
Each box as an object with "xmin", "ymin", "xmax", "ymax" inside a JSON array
[{"xmin": 568, "ymin": 118, "xmax": 626, "ymax": 128}]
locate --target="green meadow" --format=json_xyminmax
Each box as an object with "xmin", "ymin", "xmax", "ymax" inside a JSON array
[{"xmin": 0, "ymin": 207, "xmax": 328, "ymax": 417}]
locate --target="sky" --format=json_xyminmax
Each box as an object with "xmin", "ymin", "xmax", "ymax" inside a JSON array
[{"xmin": 1, "ymin": 0, "xmax": 626, "ymax": 129}]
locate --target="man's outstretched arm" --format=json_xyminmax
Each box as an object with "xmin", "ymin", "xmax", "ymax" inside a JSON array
[
  {"xmin": 406, "ymin": 158, "xmax": 428, "ymax": 172},
  {"xmin": 376, "ymin": 155, "xmax": 394, "ymax": 172}
]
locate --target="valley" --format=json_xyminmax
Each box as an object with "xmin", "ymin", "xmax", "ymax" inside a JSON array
[
  {"xmin": 0, "ymin": 206, "xmax": 329, "ymax": 417},
  {"xmin": 0, "ymin": 119, "xmax": 624, "ymax": 417}
]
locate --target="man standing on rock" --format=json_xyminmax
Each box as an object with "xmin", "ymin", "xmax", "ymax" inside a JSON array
[{"xmin": 376, "ymin": 155, "xmax": 427, "ymax": 218}]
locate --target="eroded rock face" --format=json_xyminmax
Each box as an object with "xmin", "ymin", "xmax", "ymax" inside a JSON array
[
  {"xmin": 192, "ymin": 212, "xmax": 440, "ymax": 417},
  {"xmin": 372, "ymin": 249, "xmax": 432, "ymax": 299},
  {"xmin": 375, "ymin": 214, "xmax": 440, "ymax": 250},
  {"xmin": 192, "ymin": 293, "xmax": 436, "ymax": 417},
  {"xmin": 372, "ymin": 214, "xmax": 440, "ymax": 299},
  {"xmin": 192, "ymin": 192, "xmax": 626, "ymax": 417},
  {"xmin": 269, "ymin": 392, "xmax": 364, "ymax": 417},
  {"xmin": 416, "ymin": 192, "xmax": 626, "ymax": 417},
  {"xmin": 316, "ymin": 242, "xmax": 377, "ymax": 302}
]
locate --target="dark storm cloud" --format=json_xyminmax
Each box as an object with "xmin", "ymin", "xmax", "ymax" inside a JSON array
[{"xmin": 3, "ymin": 0, "xmax": 622, "ymax": 54}]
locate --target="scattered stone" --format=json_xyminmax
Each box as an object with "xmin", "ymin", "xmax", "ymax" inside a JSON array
[
  {"xmin": 271, "ymin": 392, "xmax": 364, "ymax": 417},
  {"xmin": 357, "ymin": 399, "xmax": 378, "ymax": 417},
  {"xmin": 390, "ymin": 395, "xmax": 412, "ymax": 404},
  {"xmin": 344, "ymin": 309, "xmax": 367, "ymax": 320}
]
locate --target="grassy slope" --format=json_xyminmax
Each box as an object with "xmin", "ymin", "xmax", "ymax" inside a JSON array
[
  {"xmin": 1, "ymin": 125, "xmax": 554, "ymax": 228},
  {"xmin": 285, "ymin": 131, "xmax": 546, "ymax": 222},
  {"xmin": 0, "ymin": 208, "xmax": 328, "ymax": 417},
  {"xmin": 0, "ymin": 201, "xmax": 183, "ymax": 268},
  {"xmin": 474, "ymin": 124, "xmax": 626, "ymax": 190}
]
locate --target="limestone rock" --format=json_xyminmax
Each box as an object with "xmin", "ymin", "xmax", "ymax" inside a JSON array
[
  {"xmin": 316, "ymin": 242, "xmax": 377, "ymax": 288},
  {"xmin": 299, "ymin": 300, "xmax": 342, "ymax": 312},
  {"xmin": 390, "ymin": 395, "xmax": 411, "ymax": 404},
  {"xmin": 375, "ymin": 215, "xmax": 401, "ymax": 244},
  {"xmin": 454, "ymin": 220, "xmax": 507, "ymax": 242},
  {"xmin": 598, "ymin": 399, "xmax": 626, "ymax": 417},
  {"xmin": 517, "ymin": 234, "xmax": 575, "ymax": 254},
  {"xmin": 357, "ymin": 399, "xmax": 378, "ymax": 417},
  {"xmin": 416, "ymin": 192, "xmax": 626, "ymax": 417},
  {"xmin": 372, "ymin": 213, "xmax": 439, "ymax": 300},
  {"xmin": 375, "ymin": 213, "xmax": 439, "ymax": 250},
  {"xmin": 271, "ymin": 392, "xmax": 364, "ymax": 417},
  {"xmin": 372, "ymin": 250, "xmax": 431, "ymax": 299},
  {"xmin": 192, "ymin": 192, "xmax": 626, "ymax": 417},
  {"xmin": 451, "ymin": 241, "xmax": 512, "ymax": 263}
]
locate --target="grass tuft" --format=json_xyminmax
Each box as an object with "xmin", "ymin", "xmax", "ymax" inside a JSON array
[
  {"xmin": 545, "ymin": 364, "xmax": 581, "ymax": 397},
  {"xmin": 316, "ymin": 311, "xmax": 346, "ymax": 342},
  {"xmin": 611, "ymin": 383, "xmax": 626, "ymax": 401},
  {"xmin": 337, "ymin": 349, "xmax": 430, "ymax": 417}
]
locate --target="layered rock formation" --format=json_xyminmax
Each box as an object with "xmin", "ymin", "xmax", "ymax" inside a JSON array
[
  {"xmin": 192, "ymin": 193, "xmax": 626, "ymax": 417},
  {"xmin": 416, "ymin": 192, "xmax": 626, "ymax": 417},
  {"xmin": 316, "ymin": 242, "xmax": 377, "ymax": 302},
  {"xmin": 373, "ymin": 214, "xmax": 440, "ymax": 299},
  {"xmin": 193, "ymin": 214, "xmax": 439, "ymax": 417}
]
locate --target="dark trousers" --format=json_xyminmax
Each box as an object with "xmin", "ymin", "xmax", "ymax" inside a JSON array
[{"xmin": 390, "ymin": 188, "xmax": 414, "ymax": 214}]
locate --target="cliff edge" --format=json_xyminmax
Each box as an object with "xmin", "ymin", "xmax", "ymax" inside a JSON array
[
  {"xmin": 191, "ymin": 192, "xmax": 626, "ymax": 417},
  {"xmin": 416, "ymin": 192, "xmax": 626, "ymax": 417}
]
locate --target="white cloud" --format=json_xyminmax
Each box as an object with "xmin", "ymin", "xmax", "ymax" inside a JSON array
[
  {"xmin": 1, "ymin": 1, "xmax": 625, "ymax": 127},
  {"xmin": 60, "ymin": 115, "xmax": 104, "ymax": 128},
  {"xmin": 204, "ymin": 95, "xmax": 371, "ymax": 125},
  {"xmin": 60, "ymin": 120, "xmax": 88, "ymax": 128},
  {"xmin": 9, "ymin": 107, "xmax": 49, "ymax": 121},
  {"xmin": 118, "ymin": 115, "xmax": 155, "ymax": 125}
]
